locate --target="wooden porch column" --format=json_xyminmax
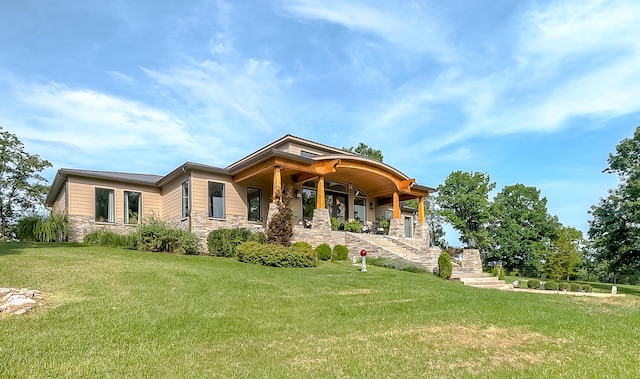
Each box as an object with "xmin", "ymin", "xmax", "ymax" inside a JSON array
[
  {"xmin": 317, "ymin": 176, "xmax": 326, "ymax": 209},
  {"xmin": 393, "ymin": 191, "xmax": 400, "ymax": 219},
  {"xmin": 418, "ymin": 197, "xmax": 425, "ymax": 222},
  {"xmin": 273, "ymin": 166, "xmax": 282, "ymax": 201}
]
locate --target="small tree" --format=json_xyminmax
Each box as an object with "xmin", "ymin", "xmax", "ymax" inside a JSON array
[
  {"xmin": 266, "ymin": 185, "xmax": 294, "ymax": 246},
  {"xmin": 438, "ymin": 252, "xmax": 453, "ymax": 279},
  {"xmin": 0, "ymin": 127, "xmax": 52, "ymax": 237}
]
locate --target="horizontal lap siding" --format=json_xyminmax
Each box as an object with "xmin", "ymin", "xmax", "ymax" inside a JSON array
[
  {"xmin": 67, "ymin": 176, "xmax": 162, "ymax": 221},
  {"xmin": 190, "ymin": 170, "xmax": 245, "ymax": 219},
  {"xmin": 161, "ymin": 176, "xmax": 187, "ymax": 221}
]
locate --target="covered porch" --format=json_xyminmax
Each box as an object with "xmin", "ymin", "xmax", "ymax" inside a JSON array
[{"xmin": 232, "ymin": 152, "xmax": 435, "ymax": 242}]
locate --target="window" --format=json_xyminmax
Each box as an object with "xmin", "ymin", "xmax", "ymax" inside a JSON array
[
  {"xmin": 125, "ymin": 191, "xmax": 141, "ymax": 224},
  {"xmin": 209, "ymin": 182, "xmax": 225, "ymax": 218},
  {"xmin": 182, "ymin": 182, "xmax": 189, "ymax": 218},
  {"xmin": 95, "ymin": 188, "xmax": 114, "ymax": 223},
  {"xmin": 302, "ymin": 188, "xmax": 317, "ymax": 219},
  {"xmin": 247, "ymin": 187, "xmax": 261, "ymax": 222},
  {"xmin": 354, "ymin": 197, "xmax": 366, "ymax": 222}
]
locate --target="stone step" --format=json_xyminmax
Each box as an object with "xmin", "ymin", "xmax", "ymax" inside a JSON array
[{"xmin": 459, "ymin": 276, "xmax": 502, "ymax": 283}]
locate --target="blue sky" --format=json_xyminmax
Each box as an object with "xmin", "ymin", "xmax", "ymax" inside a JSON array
[{"xmin": 2, "ymin": 0, "xmax": 639, "ymax": 242}]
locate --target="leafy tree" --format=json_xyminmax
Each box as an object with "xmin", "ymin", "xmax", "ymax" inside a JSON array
[
  {"xmin": 342, "ymin": 142, "xmax": 383, "ymax": 162},
  {"xmin": 487, "ymin": 184, "xmax": 559, "ymax": 277},
  {"xmin": 545, "ymin": 226, "xmax": 584, "ymax": 280},
  {"xmin": 589, "ymin": 125, "xmax": 640, "ymax": 273},
  {"xmin": 0, "ymin": 127, "xmax": 52, "ymax": 238},
  {"xmin": 437, "ymin": 171, "xmax": 495, "ymax": 250}
]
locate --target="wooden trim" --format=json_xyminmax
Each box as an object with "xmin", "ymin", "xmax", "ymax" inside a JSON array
[
  {"xmin": 317, "ymin": 176, "xmax": 325, "ymax": 209},
  {"xmin": 393, "ymin": 192, "xmax": 400, "ymax": 219},
  {"xmin": 418, "ymin": 197, "xmax": 425, "ymax": 222}
]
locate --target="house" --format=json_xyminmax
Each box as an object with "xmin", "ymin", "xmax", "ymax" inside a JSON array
[{"xmin": 46, "ymin": 135, "xmax": 446, "ymax": 265}]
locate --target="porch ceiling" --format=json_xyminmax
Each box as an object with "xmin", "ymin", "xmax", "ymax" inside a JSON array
[{"xmin": 232, "ymin": 154, "xmax": 432, "ymax": 199}]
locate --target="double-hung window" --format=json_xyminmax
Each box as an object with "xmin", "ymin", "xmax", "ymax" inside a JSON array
[
  {"xmin": 209, "ymin": 182, "xmax": 225, "ymax": 218},
  {"xmin": 95, "ymin": 188, "xmax": 114, "ymax": 223},
  {"xmin": 124, "ymin": 191, "xmax": 141, "ymax": 224}
]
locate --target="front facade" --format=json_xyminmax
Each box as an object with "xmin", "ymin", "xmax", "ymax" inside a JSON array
[{"xmin": 46, "ymin": 135, "xmax": 436, "ymax": 250}]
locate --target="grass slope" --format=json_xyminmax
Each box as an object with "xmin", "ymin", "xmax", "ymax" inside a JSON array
[{"xmin": 1, "ymin": 243, "xmax": 639, "ymax": 378}]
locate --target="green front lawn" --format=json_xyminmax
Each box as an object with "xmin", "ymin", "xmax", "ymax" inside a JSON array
[{"xmin": 1, "ymin": 243, "xmax": 639, "ymax": 378}]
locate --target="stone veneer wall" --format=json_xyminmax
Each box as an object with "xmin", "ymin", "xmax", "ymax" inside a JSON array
[
  {"xmin": 452, "ymin": 248, "xmax": 483, "ymax": 275},
  {"xmin": 68, "ymin": 215, "xmax": 142, "ymax": 242}
]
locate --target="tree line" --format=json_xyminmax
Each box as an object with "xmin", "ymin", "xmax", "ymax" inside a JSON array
[{"xmin": 430, "ymin": 126, "xmax": 640, "ymax": 284}]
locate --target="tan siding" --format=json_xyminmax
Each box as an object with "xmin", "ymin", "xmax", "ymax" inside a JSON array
[
  {"xmin": 67, "ymin": 175, "xmax": 161, "ymax": 221},
  {"xmin": 190, "ymin": 170, "xmax": 244, "ymax": 219},
  {"xmin": 161, "ymin": 175, "xmax": 187, "ymax": 220},
  {"xmin": 287, "ymin": 142, "xmax": 329, "ymax": 157},
  {"xmin": 52, "ymin": 184, "xmax": 67, "ymax": 214}
]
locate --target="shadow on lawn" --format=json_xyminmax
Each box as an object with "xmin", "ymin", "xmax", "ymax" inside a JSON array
[{"xmin": 0, "ymin": 242, "xmax": 86, "ymax": 256}]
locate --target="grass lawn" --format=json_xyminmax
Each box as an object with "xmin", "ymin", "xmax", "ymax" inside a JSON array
[{"xmin": 1, "ymin": 243, "xmax": 639, "ymax": 378}]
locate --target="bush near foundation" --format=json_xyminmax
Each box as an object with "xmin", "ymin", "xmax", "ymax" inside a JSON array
[
  {"xmin": 344, "ymin": 220, "xmax": 362, "ymax": 233},
  {"xmin": 332, "ymin": 244, "xmax": 349, "ymax": 261},
  {"xmin": 137, "ymin": 217, "xmax": 200, "ymax": 255},
  {"xmin": 84, "ymin": 229, "xmax": 137, "ymax": 248},
  {"xmin": 292, "ymin": 241, "xmax": 312, "ymax": 250},
  {"xmin": 236, "ymin": 241, "xmax": 318, "ymax": 268},
  {"xmin": 315, "ymin": 243, "xmax": 332, "ymax": 261},
  {"xmin": 207, "ymin": 228, "xmax": 265, "ymax": 257}
]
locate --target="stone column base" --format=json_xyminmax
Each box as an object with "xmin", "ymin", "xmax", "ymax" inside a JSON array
[
  {"xmin": 413, "ymin": 221, "xmax": 430, "ymax": 246},
  {"xmin": 388, "ymin": 218, "xmax": 404, "ymax": 238},
  {"xmin": 311, "ymin": 208, "xmax": 331, "ymax": 232}
]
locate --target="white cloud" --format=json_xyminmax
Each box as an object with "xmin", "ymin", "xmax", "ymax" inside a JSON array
[
  {"xmin": 281, "ymin": 0, "xmax": 458, "ymax": 62},
  {"xmin": 13, "ymin": 82, "xmax": 190, "ymax": 151}
]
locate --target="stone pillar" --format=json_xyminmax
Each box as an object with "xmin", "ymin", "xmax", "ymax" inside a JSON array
[
  {"xmin": 461, "ymin": 249, "xmax": 482, "ymax": 275},
  {"xmin": 311, "ymin": 208, "xmax": 331, "ymax": 232},
  {"xmin": 412, "ymin": 221, "xmax": 430, "ymax": 246},
  {"xmin": 388, "ymin": 217, "xmax": 404, "ymax": 238},
  {"xmin": 266, "ymin": 202, "xmax": 279, "ymax": 227}
]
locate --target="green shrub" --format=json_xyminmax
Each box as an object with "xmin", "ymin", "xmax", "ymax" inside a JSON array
[
  {"xmin": 236, "ymin": 241, "xmax": 318, "ymax": 268},
  {"xmin": 544, "ymin": 281, "xmax": 559, "ymax": 290},
  {"xmin": 527, "ymin": 279, "xmax": 541, "ymax": 289},
  {"xmin": 558, "ymin": 282, "xmax": 569, "ymax": 291},
  {"xmin": 292, "ymin": 241, "xmax": 312, "ymax": 250},
  {"xmin": 378, "ymin": 218, "xmax": 390, "ymax": 234},
  {"xmin": 330, "ymin": 217, "xmax": 340, "ymax": 231},
  {"xmin": 15, "ymin": 213, "xmax": 69, "ymax": 242},
  {"xmin": 582, "ymin": 284, "xmax": 593, "ymax": 293},
  {"xmin": 344, "ymin": 220, "xmax": 362, "ymax": 233},
  {"xmin": 207, "ymin": 228, "xmax": 253, "ymax": 257},
  {"xmin": 84, "ymin": 229, "xmax": 137, "ymax": 248},
  {"xmin": 315, "ymin": 243, "xmax": 332, "ymax": 261},
  {"xmin": 332, "ymin": 244, "xmax": 349, "ymax": 261},
  {"xmin": 569, "ymin": 283, "xmax": 582, "ymax": 292},
  {"xmin": 137, "ymin": 217, "xmax": 200, "ymax": 255},
  {"xmin": 15, "ymin": 215, "xmax": 42, "ymax": 241},
  {"xmin": 360, "ymin": 257, "xmax": 426, "ymax": 273},
  {"xmin": 438, "ymin": 252, "xmax": 452, "ymax": 279},
  {"xmin": 491, "ymin": 264, "xmax": 505, "ymax": 280}
]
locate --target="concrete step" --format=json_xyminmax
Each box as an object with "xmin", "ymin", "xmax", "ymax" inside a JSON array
[{"xmin": 459, "ymin": 276, "xmax": 503, "ymax": 284}]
